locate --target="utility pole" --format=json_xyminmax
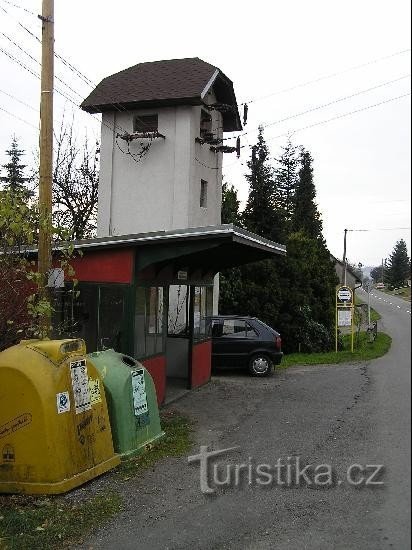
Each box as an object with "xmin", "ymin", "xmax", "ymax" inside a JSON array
[
  {"xmin": 381, "ymin": 258, "xmax": 385, "ymax": 284},
  {"xmin": 38, "ymin": 0, "xmax": 54, "ymax": 336},
  {"xmin": 342, "ymin": 228, "xmax": 348, "ymax": 286}
]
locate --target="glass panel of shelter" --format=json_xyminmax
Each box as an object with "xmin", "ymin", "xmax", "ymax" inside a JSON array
[
  {"xmin": 134, "ymin": 286, "xmax": 166, "ymax": 359},
  {"xmin": 193, "ymin": 286, "xmax": 213, "ymax": 341},
  {"xmin": 51, "ymin": 283, "xmax": 128, "ymax": 354}
]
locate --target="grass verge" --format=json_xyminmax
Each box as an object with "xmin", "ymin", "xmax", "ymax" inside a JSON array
[
  {"xmin": 280, "ymin": 332, "xmax": 392, "ymax": 369},
  {"xmin": 381, "ymin": 286, "xmax": 411, "ymax": 302},
  {"xmin": 0, "ymin": 491, "xmax": 121, "ymax": 550},
  {"xmin": 355, "ymin": 296, "xmax": 381, "ymax": 321},
  {"xmin": 0, "ymin": 411, "xmax": 192, "ymax": 550}
]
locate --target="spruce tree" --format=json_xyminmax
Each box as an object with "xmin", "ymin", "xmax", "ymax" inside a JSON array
[
  {"xmin": 221, "ymin": 181, "xmax": 241, "ymax": 225},
  {"xmin": 292, "ymin": 148, "xmax": 323, "ymax": 239},
  {"xmin": 220, "ymin": 130, "xmax": 283, "ymax": 323},
  {"xmin": 242, "ymin": 127, "xmax": 285, "ymax": 242},
  {"xmin": 386, "ymin": 239, "xmax": 411, "ymax": 288},
  {"xmin": 1, "ymin": 136, "xmax": 28, "ymax": 192},
  {"xmin": 273, "ymin": 138, "xmax": 299, "ymax": 229},
  {"xmin": 219, "ymin": 181, "xmax": 243, "ymax": 312},
  {"xmin": 283, "ymin": 147, "xmax": 337, "ymax": 350}
]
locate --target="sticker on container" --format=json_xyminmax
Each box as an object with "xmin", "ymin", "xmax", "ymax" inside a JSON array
[
  {"xmin": 131, "ymin": 369, "xmax": 148, "ymax": 417},
  {"xmin": 56, "ymin": 391, "xmax": 71, "ymax": 414},
  {"xmin": 2, "ymin": 444, "xmax": 15, "ymax": 463},
  {"xmin": 0, "ymin": 413, "xmax": 32, "ymax": 439},
  {"xmin": 88, "ymin": 378, "xmax": 102, "ymax": 405},
  {"xmin": 70, "ymin": 359, "xmax": 92, "ymax": 414}
]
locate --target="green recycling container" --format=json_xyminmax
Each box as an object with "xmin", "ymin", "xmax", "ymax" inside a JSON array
[{"xmin": 87, "ymin": 349, "xmax": 164, "ymax": 459}]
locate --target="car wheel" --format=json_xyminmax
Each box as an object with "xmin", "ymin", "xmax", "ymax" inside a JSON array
[{"xmin": 248, "ymin": 354, "xmax": 273, "ymax": 376}]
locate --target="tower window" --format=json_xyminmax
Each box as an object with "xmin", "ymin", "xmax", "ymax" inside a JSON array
[
  {"xmin": 200, "ymin": 109, "xmax": 212, "ymax": 136},
  {"xmin": 200, "ymin": 180, "xmax": 208, "ymax": 208},
  {"xmin": 133, "ymin": 114, "xmax": 158, "ymax": 133}
]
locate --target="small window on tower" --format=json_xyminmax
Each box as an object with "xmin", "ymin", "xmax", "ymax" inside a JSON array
[
  {"xmin": 200, "ymin": 109, "xmax": 212, "ymax": 136},
  {"xmin": 133, "ymin": 114, "xmax": 158, "ymax": 133},
  {"xmin": 200, "ymin": 180, "xmax": 208, "ymax": 208}
]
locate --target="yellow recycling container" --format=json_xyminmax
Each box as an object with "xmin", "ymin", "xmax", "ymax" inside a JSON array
[{"xmin": 0, "ymin": 339, "xmax": 120, "ymax": 495}]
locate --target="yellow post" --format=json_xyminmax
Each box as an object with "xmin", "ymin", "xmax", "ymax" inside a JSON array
[
  {"xmin": 351, "ymin": 303, "xmax": 354, "ymax": 353},
  {"xmin": 335, "ymin": 288, "xmax": 338, "ymax": 352}
]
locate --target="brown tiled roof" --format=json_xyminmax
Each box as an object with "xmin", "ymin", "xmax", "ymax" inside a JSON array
[{"xmin": 81, "ymin": 57, "xmax": 241, "ymax": 132}]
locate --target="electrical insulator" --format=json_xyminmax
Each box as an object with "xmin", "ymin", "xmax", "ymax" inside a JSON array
[
  {"xmin": 243, "ymin": 104, "xmax": 248, "ymax": 126},
  {"xmin": 236, "ymin": 137, "xmax": 240, "ymax": 158}
]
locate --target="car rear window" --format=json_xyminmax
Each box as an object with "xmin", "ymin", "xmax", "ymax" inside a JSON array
[{"xmin": 219, "ymin": 319, "xmax": 258, "ymax": 338}]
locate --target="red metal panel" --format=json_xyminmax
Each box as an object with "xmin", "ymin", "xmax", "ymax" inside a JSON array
[
  {"xmin": 65, "ymin": 249, "xmax": 134, "ymax": 284},
  {"xmin": 142, "ymin": 355, "xmax": 167, "ymax": 405},
  {"xmin": 191, "ymin": 340, "xmax": 212, "ymax": 389}
]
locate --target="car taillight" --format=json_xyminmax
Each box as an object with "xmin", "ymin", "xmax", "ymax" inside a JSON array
[{"xmin": 275, "ymin": 336, "xmax": 282, "ymax": 350}]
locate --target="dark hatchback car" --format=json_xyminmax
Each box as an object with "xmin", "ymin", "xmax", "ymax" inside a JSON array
[{"xmin": 210, "ymin": 315, "xmax": 283, "ymax": 376}]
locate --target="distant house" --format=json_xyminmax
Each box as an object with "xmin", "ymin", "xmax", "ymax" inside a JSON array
[{"xmin": 333, "ymin": 257, "xmax": 362, "ymax": 289}]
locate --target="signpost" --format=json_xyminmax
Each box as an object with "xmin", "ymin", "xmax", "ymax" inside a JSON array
[
  {"xmin": 364, "ymin": 280, "xmax": 372, "ymax": 326},
  {"xmin": 335, "ymin": 285, "xmax": 354, "ymax": 353}
]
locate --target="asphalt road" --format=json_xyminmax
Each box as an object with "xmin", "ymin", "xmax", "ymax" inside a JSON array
[{"xmin": 80, "ymin": 288, "xmax": 411, "ymax": 550}]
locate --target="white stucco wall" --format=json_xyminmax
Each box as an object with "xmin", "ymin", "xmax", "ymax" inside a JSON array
[{"xmin": 97, "ymin": 89, "xmax": 223, "ymax": 237}]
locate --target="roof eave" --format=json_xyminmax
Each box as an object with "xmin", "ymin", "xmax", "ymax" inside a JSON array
[{"xmin": 80, "ymin": 96, "xmax": 204, "ymax": 114}]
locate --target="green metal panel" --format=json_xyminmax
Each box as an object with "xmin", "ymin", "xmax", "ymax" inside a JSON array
[
  {"xmin": 122, "ymin": 283, "xmax": 136, "ymax": 357},
  {"xmin": 87, "ymin": 349, "xmax": 164, "ymax": 459}
]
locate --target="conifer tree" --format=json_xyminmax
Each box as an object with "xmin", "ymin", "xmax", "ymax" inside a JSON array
[
  {"xmin": 242, "ymin": 127, "xmax": 285, "ymax": 242},
  {"xmin": 220, "ymin": 131, "xmax": 283, "ymax": 322},
  {"xmin": 220, "ymin": 136, "xmax": 338, "ymax": 353},
  {"xmin": 221, "ymin": 181, "xmax": 241, "ymax": 225},
  {"xmin": 386, "ymin": 239, "xmax": 411, "ymax": 287},
  {"xmin": 273, "ymin": 138, "xmax": 299, "ymax": 227},
  {"xmin": 292, "ymin": 148, "xmax": 323, "ymax": 239},
  {"xmin": 283, "ymin": 147, "xmax": 337, "ymax": 349},
  {"xmin": 1, "ymin": 136, "xmax": 28, "ymax": 192},
  {"xmin": 219, "ymin": 181, "xmax": 243, "ymax": 312}
]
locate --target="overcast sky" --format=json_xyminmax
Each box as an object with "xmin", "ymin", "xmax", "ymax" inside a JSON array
[{"xmin": 0, "ymin": 0, "xmax": 410, "ymax": 267}]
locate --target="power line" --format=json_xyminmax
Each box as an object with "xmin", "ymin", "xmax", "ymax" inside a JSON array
[
  {"xmin": 0, "ymin": 40, "xmax": 133, "ymax": 160},
  {"xmin": 264, "ymin": 92, "xmax": 411, "ymax": 144},
  {"xmin": 0, "ymin": 2, "xmax": 41, "ymax": 43},
  {"xmin": 223, "ymin": 92, "xmax": 411, "ymax": 170},
  {"xmin": 0, "ymin": 85, "xmax": 89, "ymax": 124},
  {"xmin": 0, "ymin": 45, "xmax": 40, "ymax": 79},
  {"xmin": 0, "ymin": 1, "xmax": 94, "ymax": 90},
  {"xmin": 0, "ymin": 45, "xmax": 83, "ymax": 106},
  {"xmin": 0, "ymin": 105, "xmax": 38, "ymax": 129},
  {"xmin": 241, "ymin": 48, "xmax": 411, "ymax": 105},
  {"xmin": 0, "ymin": 0, "xmax": 37, "ymax": 16},
  {"xmin": 0, "ymin": 4, "xmax": 130, "ymax": 137},
  {"xmin": 194, "ymin": 157, "xmax": 220, "ymax": 170},
  {"xmin": 0, "ymin": 4, "xmax": 129, "ymax": 108},
  {"xmin": 0, "ymin": 31, "xmax": 86, "ymax": 102},
  {"xmin": 260, "ymin": 74, "xmax": 410, "ymax": 130},
  {"xmin": 348, "ymin": 227, "xmax": 411, "ymax": 232},
  {"xmin": 368, "ymin": 199, "xmax": 411, "ymax": 204},
  {"xmin": 0, "ymin": 86, "xmax": 38, "ymax": 111},
  {"xmin": 223, "ymin": 74, "xmax": 410, "ymax": 143}
]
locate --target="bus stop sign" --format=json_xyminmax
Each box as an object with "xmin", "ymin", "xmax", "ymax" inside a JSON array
[{"xmin": 337, "ymin": 286, "xmax": 353, "ymax": 303}]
